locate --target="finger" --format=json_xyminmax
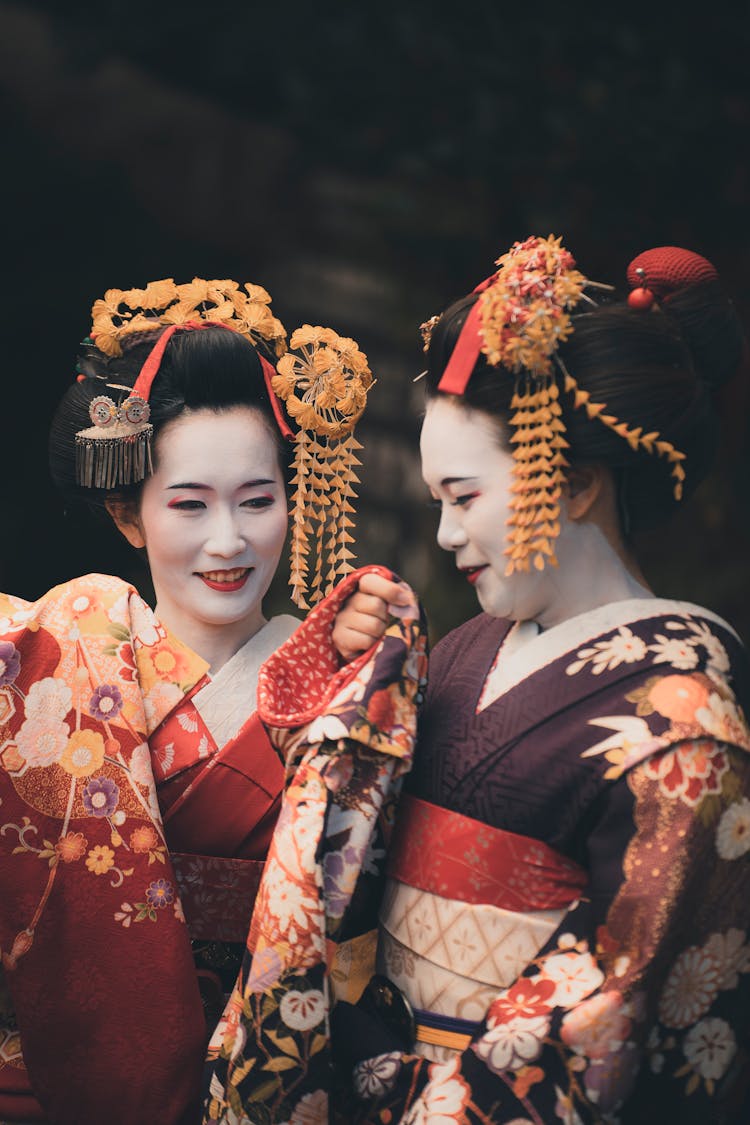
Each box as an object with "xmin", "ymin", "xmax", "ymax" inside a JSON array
[
  {"xmin": 334, "ymin": 627, "xmax": 382, "ymax": 661},
  {"xmin": 345, "ymin": 612, "xmax": 390, "ymax": 638},
  {"xmin": 358, "ymin": 573, "xmax": 411, "ymax": 605}
]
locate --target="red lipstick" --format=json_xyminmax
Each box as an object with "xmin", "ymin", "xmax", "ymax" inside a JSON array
[
  {"xmin": 462, "ymin": 566, "xmax": 487, "ymax": 586},
  {"xmin": 198, "ymin": 569, "xmax": 251, "ymax": 592}
]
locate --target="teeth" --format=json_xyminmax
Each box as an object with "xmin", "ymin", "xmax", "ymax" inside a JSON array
[{"xmin": 202, "ymin": 568, "xmax": 249, "ymax": 583}]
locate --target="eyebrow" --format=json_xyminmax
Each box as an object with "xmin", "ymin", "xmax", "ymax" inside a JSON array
[
  {"xmin": 440, "ymin": 475, "xmax": 478, "ymax": 487},
  {"xmin": 166, "ymin": 479, "xmax": 278, "ymax": 490}
]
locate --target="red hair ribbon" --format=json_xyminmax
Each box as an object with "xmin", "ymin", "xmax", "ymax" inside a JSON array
[
  {"xmin": 131, "ymin": 320, "xmax": 293, "ymax": 439},
  {"xmin": 258, "ymin": 354, "xmax": 294, "ymax": 439},
  {"xmin": 436, "ymin": 272, "xmax": 498, "ymax": 396}
]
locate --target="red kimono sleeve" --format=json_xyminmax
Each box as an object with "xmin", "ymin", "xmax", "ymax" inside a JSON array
[{"xmin": 0, "ymin": 575, "xmax": 209, "ymax": 1124}]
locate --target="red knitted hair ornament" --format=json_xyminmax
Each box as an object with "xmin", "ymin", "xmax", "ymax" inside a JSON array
[{"xmin": 626, "ymin": 246, "xmax": 718, "ymax": 307}]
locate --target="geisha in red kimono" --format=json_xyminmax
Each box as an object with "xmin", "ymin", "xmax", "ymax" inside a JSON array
[
  {"xmin": 329, "ymin": 239, "xmax": 750, "ymax": 1123},
  {"xmin": 0, "ymin": 278, "xmax": 396, "ymax": 1124}
]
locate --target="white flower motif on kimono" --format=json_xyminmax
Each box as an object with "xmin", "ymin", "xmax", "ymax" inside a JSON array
[
  {"xmin": 106, "ymin": 592, "xmax": 130, "ymax": 624},
  {"xmin": 24, "ymin": 677, "xmax": 73, "ymax": 722},
  {"xmin": 540, "ymin": 951, "xmax": 604, "ymax": 1007},
  {"xmin": 262, "ymin": 857, "xmax": 321, "ymax": 943},
  {"xmin": 143, "ymin": 681, "xmax": 183, "ymax": 730},
  {"xmin": 403, "ymin": 1056, "xmax": 471, "ymax": 1123},
  {"xmin": 566, "ymin": 627, "xmax": 647, "ymax": 676},
  {"xmin": 659, "ymin": 943, "xmax": 721, "ymax": 1029},
  {"xmin": 128, "ymin": 742, "xmax": 152, "ymax": 786},
  {"xmin": 687, "ymin": 619, "xmax": 730, "ymax": 676},
  {"xmin": 328, "ymin": 662, "xmax": 372, "ymax": 709},
  {"xmin": 715, "ymin": 798, "xmax": 750, "ymax": 860},
  {"xmin": 353, "ymin": 1051, "xmax": 402, "ymax": 1098},
  {"xmin": 696, "ymin": 694, "xmax": 750, "ymax": 749},
  {"xmin": 307, "ymin": 712, "xmax": 350, "ymax": 744},
  {"xmin": 704, "ymin": 928, "xmax": 750, "ymax": 990},
  {"xmin": 683, "ymin": 1017, "xmax": 736, "ymax": 1080},
  {"xmin": 130, "ymin": 599, "xmax": 165, "ymax": 647},
  {"xmin": 474, "ymin": 1013, "xmax": 550, "ymax": 1074},
  {"xmin": 16, "ymin": 715, "xmax": 70, "ymax": 768},
  {"xmin": 287, "ymin": 1089, "xmax": 328, "ymax": 1124},
  {"xmin": 279, "ymin": 989, "xmax": 325, "ymax": 1032},
  {"xmin": 2, "ymin": 603, "xmax": 36, "ymax": 633},
  {"xmin": 648, "ymin": 634, "xmax": 699, "ymax": 669}
]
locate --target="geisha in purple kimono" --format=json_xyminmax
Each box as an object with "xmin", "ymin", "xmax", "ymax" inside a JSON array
[{"xmin": 332, "ymin": 238, "xmax": 750, "ymax": 1123}]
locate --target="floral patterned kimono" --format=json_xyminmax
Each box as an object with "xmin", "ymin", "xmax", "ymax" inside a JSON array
[
  {"xmin": 0, "ymin": 574, "xmax": 210, "ymax": 1124},
  {"xmin": 343, "ymin": 598, "xmax": 750, "ymax": 1124},
  {"xmin": 0, "ymin": 567, "xmax": 426, "ymax": 1125},
  {"xmin": 202, "ymin": 570, "xmax": 428, "ymax": 1125},
  {"xmin": 0, "ymin": 576, "xmax": 297, "ymax": 1124}
]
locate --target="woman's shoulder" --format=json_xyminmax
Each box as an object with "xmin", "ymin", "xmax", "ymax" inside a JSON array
[{"xmin": 1, "ymin": 572, "xmax": 140, "ymax": 633}]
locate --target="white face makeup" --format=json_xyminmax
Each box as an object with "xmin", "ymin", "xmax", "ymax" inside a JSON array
[
  {"xmin": 420, "ymin": 397, "xmax": 653, "ymax": 629},
  {"xmin": 420, "ymin": 397, "xmax": 551, "ymax": 622},
  {"xmin": 132, "ymin": 406, "xmax": 288, "ymax": 665}
]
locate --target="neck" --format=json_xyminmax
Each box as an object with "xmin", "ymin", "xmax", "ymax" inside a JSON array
[{"xmin": 533, "ymin": 522, "xmax": 653, "ymax": 632}]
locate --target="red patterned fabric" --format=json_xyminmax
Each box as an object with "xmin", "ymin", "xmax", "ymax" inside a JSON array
[
  {"xmin": 155, "ymin": 707, "xmax": 283, "ymax": 865},
  {"xmin": 0, "ymin": 575, "xmax": 209, "ymax": 1124},
  {"xmin": 387, "ymin": 793, "xmax": 587, "ymax": 911},
  {"xmin": 171, "ymin": 853, "xmax": 265, "ymax": 943},
  {"xmin": 258, "ymin": 565, "xmax": 397, "ymax": 728}
]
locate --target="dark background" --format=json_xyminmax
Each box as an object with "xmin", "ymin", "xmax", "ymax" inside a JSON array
[{"xmin": 2, "ymin": 2, "xmax": 749, "ymax": 641}]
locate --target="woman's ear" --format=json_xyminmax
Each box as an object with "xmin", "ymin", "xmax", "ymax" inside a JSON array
[
  {"xmin": 104, "ymin": 499, "xmax": 146, "ymax": 549},
  {"xmin": 563, "ymin": 464, "xmax": 606, "ymax": 521}
]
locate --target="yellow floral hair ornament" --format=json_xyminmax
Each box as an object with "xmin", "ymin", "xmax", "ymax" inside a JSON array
[
  {"xmin": 75, "ymin": 278, "xmax": 288, "ymax": 490},
  {"xmin": 436, "ymin": 235, "xmax": 686, "ymax": 575},
  {"xmin": 272, "ymin": 326, "xmax": 374, "ymax": 608},
  {"xmin": 90, "ymin": 278, "xmax": 287, "ymax": 359}
]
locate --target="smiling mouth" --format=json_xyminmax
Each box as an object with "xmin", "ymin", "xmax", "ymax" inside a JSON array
[
  {"xmin": 197, "ymin": 567, "xmax": 251, "ymax": 591},
  {"xmin": 460, "ymin": 565, "xmax": 488, "ymax": 586}
]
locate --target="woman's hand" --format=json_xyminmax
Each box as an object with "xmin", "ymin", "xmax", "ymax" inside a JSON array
[{"xmin": 333, "ymin": 572, "xmax": 417, "ymax": 662}]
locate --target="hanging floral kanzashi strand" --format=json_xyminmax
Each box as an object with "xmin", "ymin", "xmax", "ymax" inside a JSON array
[{"xmin": 273, "ymin": 327, "xmax": 373, "ymax": 607}]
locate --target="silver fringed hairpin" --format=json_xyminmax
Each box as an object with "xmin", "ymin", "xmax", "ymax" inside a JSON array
[{"xmin": 75, "ymin": 389, "xmax": 153, "ymax": 488}]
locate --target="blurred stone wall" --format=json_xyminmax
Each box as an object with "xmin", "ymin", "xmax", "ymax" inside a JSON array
[{"xmin": 1, "ymin": 1, "xmax": 748, "ymax": 641}]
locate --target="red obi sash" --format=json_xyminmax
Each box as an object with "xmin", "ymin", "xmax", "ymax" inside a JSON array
[{"xmin": 387, "ymin": 794, "xmax": 587, "ymax": 912}]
